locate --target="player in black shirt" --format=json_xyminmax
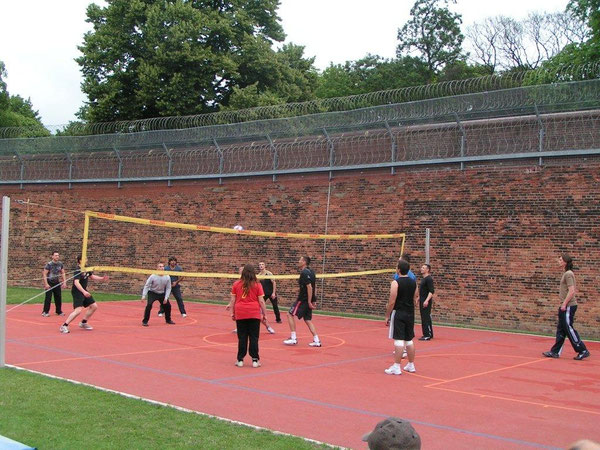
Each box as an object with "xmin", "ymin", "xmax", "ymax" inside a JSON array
[
  {"xmin": 384, "ymin": 259, "xmax": 417, "ymax": 375},
  {"xmin": 418, "ymin": 264, "xmax": 435, "ymax": 340},
  {"xmin": 283, "ymin": 256, "xmax": 321, "ymax": 347},
  {"xmin": 59, "ymin": 256, "xmax": 108, "ymax": 334}
]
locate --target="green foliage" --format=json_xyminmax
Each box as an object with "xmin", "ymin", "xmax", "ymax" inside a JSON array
[
  {"xmin": 316, "ymin": 55, "xmax": 431, "ymax": 98},
  {"xmin": 396, "ymin": 0, "xmax": 464, "ymax": 76},
  {"xmin": 524, "ymin": 0, "xmax": 600, "ymax": 84},
  {"xmin": 0, "ymin": 60, "xmax": 49, "ymax": 136},
  {"xmin": 227, "ymin": 43, "xmax": 319, "ymax": 109},
  {"xmin": 567, "ymin": 0, "xmax": 600, "ymax": 41},
  {"xmin": 76, "ymin": 0, "xmax": 315, "ymax": 122},
  {"xmin": 436, "ymin": 60, "xmax": 494, "ymax": 82}
]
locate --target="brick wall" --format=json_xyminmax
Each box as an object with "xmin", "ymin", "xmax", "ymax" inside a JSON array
[{"xmin": 1, "ymin": 161, "xmax": 599, "ymax": 340}]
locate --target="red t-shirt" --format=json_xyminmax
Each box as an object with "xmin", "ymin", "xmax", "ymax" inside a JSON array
[{"xmin": 231, "ymin": 280, "xmax": 264, "ymax": 320}]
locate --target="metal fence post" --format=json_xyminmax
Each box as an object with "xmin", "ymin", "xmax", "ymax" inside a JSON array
[
  {"xmin": 323, "ymin": 128, "xmax": 334, "ymax": 180},
  {"xmin": 213, "ymin": 138, "xmax": 223, "ymax": 185},
  {"xmin": 267, "ymin": 134, "xmax": 278, "ymax": 182},
  {"xmin": 162, "ymin": 143, "xmax": 173, "ymax": 187},
  {"xmin": 384, "ymin": 120, "xmax": 397, "ymax": 175},
  {"xmin": 0, "ymin": 196, "xmax": 9, "ymax": 367},
  {"xmin": 14, "ymin": 151, "xmax": 24, "ymax": 189},
  {"xmin": 454, "ymin": 113, "xmax": 466, "ymax": 170},
  {"xmin": 534, "ymin": 104, "xmax": 545, "ymax": 166},
  {"xmin": 112, "ymin": 145, "xmax": 123, "ymax": 188},
  {"xmin": 65, "ymin": 151, "xmax": 73, "ymax": 189}
]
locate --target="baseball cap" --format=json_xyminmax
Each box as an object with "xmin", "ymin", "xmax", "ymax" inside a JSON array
[{"xmin": 362, "ymin": 417, "xmax": 421, "ymax": 450}]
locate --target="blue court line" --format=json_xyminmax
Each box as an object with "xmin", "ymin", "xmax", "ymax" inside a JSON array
[{"xmin": 7, "ymin": 337, "xmax": 558, "ymax": 449}]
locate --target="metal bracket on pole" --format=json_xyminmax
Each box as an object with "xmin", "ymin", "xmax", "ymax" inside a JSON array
[
  {"xmin": 213, "ymin": 138, "xmax": 224, "ymax": 185},
  {"xmin": 323, "ymin": 128, "xmax": 334, "ymax": 180},
  {"xmin": 14, "ymin": 151, "xmax": 24, "ymax": 189},
  {"xmin": 534, "ymin": 104, "xmax": 545, "ymax": 166},
  {"xmin": 267, "ymin": 134, "xmax": 278, "ymax": 182},
  {"xmin": 454, "ymin": 113, "xmax": 466, "ymax": 170},
  {"xmin": 65, "ymin": 151, "xmax": 73, "ymax": 189},
  {"xmin": 162, "ymin": 143, "xmax": 173, "ymax": 187},
  {"xmin": 112, "ymin": 146, "xmax": 123, "ymax": 188},
  {"xmin": 0, "ymin": 196, "xmax": 10, "ymax": 367},
  {"xmin": 384, "ymin": 120, "xmax": 397, "ymax": 175}
]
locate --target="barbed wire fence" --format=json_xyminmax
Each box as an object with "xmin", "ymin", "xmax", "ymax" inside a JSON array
[
  {"xmin": 1, "ymin": 62, "xmax": 598, "ymax": 139},
  {"xmin": 0, "ymin": 75, "xmax": 599, "ymax": 186}
]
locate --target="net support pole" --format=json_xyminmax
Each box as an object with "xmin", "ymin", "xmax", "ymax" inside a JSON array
[
  {"xmin": 320, "ymin": 182, "xmax": 332, "ymax": 305},
  {"xmin": 425, "ymin": 228, "xmax": 430, "ymax": 265},
  {"xmin": 0, "ymin": 196, "xmax": 10, "ymax": 367},
  {"xmin": 81, "ymin": 212, "xmax": 90, "ymax": 270}
]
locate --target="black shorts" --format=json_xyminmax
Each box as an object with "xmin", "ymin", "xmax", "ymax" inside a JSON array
[
  {"xmin": 72, "ymin": 290, "xmax": 96, "ymax": 309},
  {"xmin": 289, "ymin": 300, "xmax": 312, "ymax": 321},
  {"xmin": 389, "ymin": 310, "xmax": 415, "ymax": 341}
]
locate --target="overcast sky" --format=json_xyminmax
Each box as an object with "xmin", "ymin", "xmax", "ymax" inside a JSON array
[{"xmin": 0, "ymin": 0, "xmax": 569, "ymax": 128}]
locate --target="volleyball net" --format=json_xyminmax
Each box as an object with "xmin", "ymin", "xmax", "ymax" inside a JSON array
[{"xmin": 81, "ymin": 210, "xmax": 406, "ymax": 306}]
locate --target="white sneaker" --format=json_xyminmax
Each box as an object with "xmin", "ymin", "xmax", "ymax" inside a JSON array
[
  {"xmin": 182, "ymin": 313, "xmax": 187, "ymax": 318},
  {"xmin": 252, "ymin": 360, "xmax": 261, "ymax": 368},
  {"xmin": 267, "ymin": 326, "xmax": 275, "ymax": 334},
  {"xmin": 235, "ymin": 360, "xmax": 243, "ymax": 367},
  {"xmin": 283, "ymin": 338, "xmax": 297, "ymax": 345},
  {"xmin": 158, "ymin": 312, "xmax": 164, "ymax": 317},
  {"xmin": 79, "ymin": 322, "xmax": 93, "ymax": 330},
  {"xmin": 308, "ymin": 341, "xmax": 322, "ymax": 347},
  {"xmin": 403, "ymin": 362, "xmax": 416, "ymax": 373},
  {"xmin": 59, "ymin": 325, "xmax": 70, "ymax": 334},
  {"xmin": 384, "ymin": 365, "xmax": 402, "ymax": 375}
]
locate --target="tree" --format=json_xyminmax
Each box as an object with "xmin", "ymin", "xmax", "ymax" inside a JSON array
[
  {"xmin": 226, "ymin": 43, "xmax": 318, "ymax": 109},
  {"xmin": 525, "ymin": 0, "xmax": 599, "ymax": 83},
  {"xmin": 77, "ymin": 0, "xmax": 320, "ymax": 123},
  {"xmin": 396, "ymin": 0, "xmax": 463, "ymax": 78},
  {"xmin": 315, "ymin": 55, "xmax": 431, "ymax": 99},
  {"xmin": 465, "ymin": 12, "xmax": 588, "ymax": 72},
  {"xmin": 0, "ymin": 60, "xmax": 49, "ymax": 136}
]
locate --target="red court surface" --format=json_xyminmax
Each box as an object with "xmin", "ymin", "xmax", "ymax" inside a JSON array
[{"xmin": 6, "ymin": 301, "xmax": 600, "ymax": 449}]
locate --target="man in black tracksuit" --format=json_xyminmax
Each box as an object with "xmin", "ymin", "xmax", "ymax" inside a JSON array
[{"xmin": 418, "ymin": 264, "xmax": 435, "ymax": 340}]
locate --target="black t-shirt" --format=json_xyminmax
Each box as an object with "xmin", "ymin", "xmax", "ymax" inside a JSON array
[
  {"xmin": 72, "ymin": 266, "xmax": 92, "ymax": 292},
  {"xmin": 394, "ymin": 276, "xmax": 416, "ymax": 313},
  {"xmin": 419, "ymin": 275, "xmax": 435, "ymax": 302},
  {"xmin": 260, "ymin": 277, "xmax": 274, "ymax": 298},
  {"xmin": 297, "ymin": 268, "xmax": 316, "ymax": 303}
]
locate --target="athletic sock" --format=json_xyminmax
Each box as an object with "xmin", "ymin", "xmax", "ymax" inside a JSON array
[
  {"xmin": 313, "ymin": 335, "xmax": 320, "ymax": 342},
  {"xmin": 291, "ymin": 332, "xmax": 297, "ymax": 340}
]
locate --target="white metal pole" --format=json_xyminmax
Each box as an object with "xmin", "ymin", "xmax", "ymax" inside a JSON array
[
  {"xmin": 425, "ymin": 228, "xmax": 430, "ymax": 265},
  {"xmin": 0, "ymin": 196, "xmax": 10, "ymax": 367}
]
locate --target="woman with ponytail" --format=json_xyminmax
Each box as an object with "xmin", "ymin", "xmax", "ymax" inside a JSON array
[
  {"xmin": 230, "ymin": 264, "xmax": 267, "ymax": 367},
  {"xmin": 543, "ymin": 254, "xmax": 590, "ymax": 361}
]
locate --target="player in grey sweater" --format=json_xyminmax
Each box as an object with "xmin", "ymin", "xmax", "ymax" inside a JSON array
[{"xmin": 141, "ymin": 262, "xmax": 174, "ymax": 326}]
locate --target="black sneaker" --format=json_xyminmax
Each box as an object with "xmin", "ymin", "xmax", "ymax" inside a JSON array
[
  {"xmin": 419, "ymin": 336, "xmax": 432, "ymax": 341},
  {"xmin": 166, "ymin": 320, "xmax": 176, "ymax": 325},
  {"xmin": 142, "ymin": 322, "xmax": 149, "ymax": 327},
  {"xmin": 542, "ymin": 351, "xmax": 559, "ymax": 358},
  {"xmin": 574, "ymin": 350, "xmax": 590, "ymax": 360},
  {"xmin": 276, "ymin": 319, "xmax": 282, "ymax": 324}
]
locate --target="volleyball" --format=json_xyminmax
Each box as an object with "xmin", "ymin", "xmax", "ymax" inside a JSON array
[{"xmin": 233, "ymin": 224, "xmax": 244, "ymax": 231}]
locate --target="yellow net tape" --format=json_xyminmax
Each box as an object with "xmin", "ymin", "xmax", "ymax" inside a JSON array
[
  {"xmin": 82, "ymin": 210, "xmax": 405, "ymax": 279},
  {"xmin": 84, "ymin": 211, "xmax": 406, "ymax": 240},
  {"xmin": 86, "ymin": 266, "xmax": 397, "ymax": 280}
]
